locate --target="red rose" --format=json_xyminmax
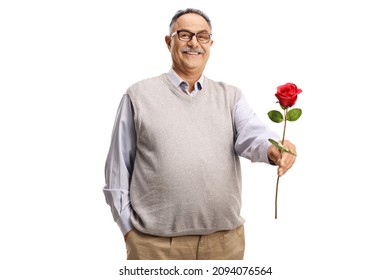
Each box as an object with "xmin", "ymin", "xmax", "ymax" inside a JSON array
[{"xmin": 275, "ymin": 83, "xmax": 302, "ymax": 108}]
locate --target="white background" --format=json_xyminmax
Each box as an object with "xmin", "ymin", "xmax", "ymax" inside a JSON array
[{"xmin": 1, "ymin": 0, "xmax": 389, "ymax": 279}]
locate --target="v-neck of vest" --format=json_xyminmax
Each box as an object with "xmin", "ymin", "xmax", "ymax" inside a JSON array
[{"xmin": 162, "ymin": 73, "xmax": 206, "ymax": 103}]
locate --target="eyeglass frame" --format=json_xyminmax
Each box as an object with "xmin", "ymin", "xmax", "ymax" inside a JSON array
[{"xmin": 170, "ymin": 29, "xmax": 212, "ymax": 44}]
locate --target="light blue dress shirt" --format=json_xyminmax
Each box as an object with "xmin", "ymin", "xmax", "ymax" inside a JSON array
[{"xmin": 103, "ymin": 69, "xmax": 280, "ymax": 235}]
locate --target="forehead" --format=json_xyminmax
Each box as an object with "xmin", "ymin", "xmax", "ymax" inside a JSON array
[{"xmin": 174, "ymin": 13, "xmax": 210, "ymax": 32}]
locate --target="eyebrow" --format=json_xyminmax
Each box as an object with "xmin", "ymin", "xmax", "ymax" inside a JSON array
[{"xmin": 178, "ymin": 29, "xmax": 210, "ymax": 34}]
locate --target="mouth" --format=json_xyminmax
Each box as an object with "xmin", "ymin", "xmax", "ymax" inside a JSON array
[
  {"xmin": 184, "ymin": 51, "xmax": 202, "ymax": 55},
  {"xmin": 181, "ymin": 48, "xmax": 204, "ymax": 55}
]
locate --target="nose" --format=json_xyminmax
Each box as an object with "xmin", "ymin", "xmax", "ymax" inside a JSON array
[{"xmin": 187, "ymin": 34, "xmax": 199, "ymax": 46}]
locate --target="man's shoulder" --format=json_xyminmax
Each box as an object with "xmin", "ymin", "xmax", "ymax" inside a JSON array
[
  {"xmin": 125, "ymin": 74, "xmax": 168, "ymax": 98},
  {"xmin": 204, "ymin": 76, "xmax": 241, "ymax": 92},
  {"xmin": 129, "ymin": 74, "xmax": 166, "ymax": 90},
  {"xmin": 204, "ymin": 76, "xmax": 242, "ymax": 102}
]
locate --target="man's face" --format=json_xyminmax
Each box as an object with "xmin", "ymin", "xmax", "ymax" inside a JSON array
[{"xmin": 165, "ymin": 13, "xmax": 213, "ymax": 76}]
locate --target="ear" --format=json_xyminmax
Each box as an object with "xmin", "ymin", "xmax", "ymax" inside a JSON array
[
  {"xmin": 165, "ymin": 35, "xmax": 172, "ymax": 50},
  {"xmin": 210, "ymin": 39, "xmax": 214, "ymax": 47}
]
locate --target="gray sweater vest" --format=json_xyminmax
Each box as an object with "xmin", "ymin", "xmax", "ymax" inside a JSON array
[{"xmin": 127, "ymin": 73, "xmax": 244, "ymax": 236}]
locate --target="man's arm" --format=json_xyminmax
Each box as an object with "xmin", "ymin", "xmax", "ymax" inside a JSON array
[
  {"xmin": 234, "ymin": 94, "xmax": 296, "ymax": 175},
  {"xmin": 103, "ymin": 94, "xmax": 136, "ymax": 236}
]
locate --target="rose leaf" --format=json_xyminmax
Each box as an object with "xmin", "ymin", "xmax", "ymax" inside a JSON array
[
  {"xmin": 267, "ymin": 110, "xmax": 284, "ymax": 123},
  {"xmin": 286, "ymin": 108, "xmax": 302, "ymax": 122}
]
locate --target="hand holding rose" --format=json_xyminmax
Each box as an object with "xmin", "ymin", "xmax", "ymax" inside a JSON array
[
  {"xmin": 267, "ymin": 139, "xmax": 296, "ymax": 177},
  {"xmin": 267, "ymin": 82, "xmax": 302, "ymax": 218}
]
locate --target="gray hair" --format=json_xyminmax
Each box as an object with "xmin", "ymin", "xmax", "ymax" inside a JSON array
[{"xmin": 169, "ymin": 8, "xmax": 212, "ymax": 34}]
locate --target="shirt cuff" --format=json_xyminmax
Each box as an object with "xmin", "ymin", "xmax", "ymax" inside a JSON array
[
  {"xmin": 116, "ymin": 210, "xmax": 133, "ymax": 236},
  {"xmin": 266, "ymin": 141, "xmax": 277, "ymax": 165},
  {"xmin": 268, "ymin": 157, "xmax": 277, "ymax": 165}
]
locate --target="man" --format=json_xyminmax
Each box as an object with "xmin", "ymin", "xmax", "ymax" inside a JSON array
[{"xmin": 103, "ymin": 8, "xmax": 296, "ymax": 260}]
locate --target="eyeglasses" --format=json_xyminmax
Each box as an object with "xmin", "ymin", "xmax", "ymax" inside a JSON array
[{"xmin": 171, "ymin": 29, "xmax": 212, "ymax": 44}]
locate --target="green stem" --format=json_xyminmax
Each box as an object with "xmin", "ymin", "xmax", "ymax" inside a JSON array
[
  {"xmin": 275, "ymin": 176, "xmax": 280, "ymax": 219},
  {"xmin": 275, "ymin": 108, "xmax": 288, "ymax": 219},
  {"xmin": 281, "ymin": 108, "xmax": 288, "ymax": 145}
]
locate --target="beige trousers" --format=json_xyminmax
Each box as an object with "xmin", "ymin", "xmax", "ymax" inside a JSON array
[{"xmin": 125, "ymin": 225, "xmax": 245, "ymax": 260}]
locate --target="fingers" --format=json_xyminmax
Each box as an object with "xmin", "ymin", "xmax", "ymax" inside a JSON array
[
  {"xmin": 277, "ymin": 153, "xmax": 296, "ymax": 176},
  {"xmin": 276, "ymin": 141, "xmax": 296, "ymax": 176},
  {"xmin": 267, "ymin": 139, "xmax": 297, "ymax": 176}
]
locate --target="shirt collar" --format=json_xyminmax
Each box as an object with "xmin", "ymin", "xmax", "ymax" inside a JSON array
[{"xmin": 168, "ymin": 68, "xmax": 204, "ymax": 93}]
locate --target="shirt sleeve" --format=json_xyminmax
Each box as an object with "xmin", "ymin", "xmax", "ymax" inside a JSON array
[
  {"xmin": 103, "ymin": 94, "xmax": 136, "ymax": 235},
  {"xmin": 234, "ymin": 94, "xmax": 280, "ymax": 163}
]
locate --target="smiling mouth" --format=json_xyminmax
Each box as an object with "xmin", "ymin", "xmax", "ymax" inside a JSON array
[
  {"xmin": 185, "ymin": 51, "xmax": 202, "ymax": 55},
  {"xmin": 181, "ymin": 47, "xmax": 204, "ymax": 55}
]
